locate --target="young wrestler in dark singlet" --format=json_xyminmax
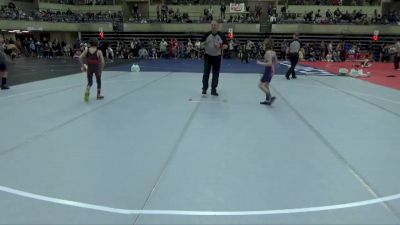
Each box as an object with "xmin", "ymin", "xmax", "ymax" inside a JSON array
[
  {"xmin": 257, "ymin": 39, "xmax": 278, "ymax": 105},
  {"xmin": 79, "ymin": 39, "xmax": 105, "ymax": 102}
]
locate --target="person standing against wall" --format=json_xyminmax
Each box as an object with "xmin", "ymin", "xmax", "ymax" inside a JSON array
[
  {"xmin": 0, "ymin": 48, "xmax": 11, "ymax": 90},
  {"xmin": 393, "ymin": 40, "xmax": 400, "ymax": 70},
  {"xmin": 220, "ymin": 2, "xmax": 226, "ymax": 20}
]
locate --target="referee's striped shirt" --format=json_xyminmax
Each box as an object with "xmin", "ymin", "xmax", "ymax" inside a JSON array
[
  {"xmin": 395, "ymin": 41, "xmax": 400, "ymax": 54},
  {"xmin": 289, "ymin": 39, "xmax": 301, "ymax": 54}
]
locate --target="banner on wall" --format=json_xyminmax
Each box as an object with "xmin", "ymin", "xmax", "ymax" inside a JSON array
[{"xmin": 229, "ymin": 3, "xmax": 246, "ymax": 13}]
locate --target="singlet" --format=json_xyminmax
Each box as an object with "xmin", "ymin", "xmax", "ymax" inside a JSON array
[{"xmin": 87, "ymin": 49, "xmax": 100, "ymax": 65}]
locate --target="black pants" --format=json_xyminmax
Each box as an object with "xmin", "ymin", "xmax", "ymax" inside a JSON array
[
  {"xmin": 286, "ymin": 53, "xmax": 299, "ymax": 78},
  {"xmin": 87, "ymin": 67, "xmax": 101, "ymax": 89},
  {"xmin": 202, "ymin": 54, "xmax": 221, "ymax": 91},
  {"xmin": 394, "ymin": 54, "xmax": 400, "ymax": 70},
  {"xmin": 241, "ymin": 51, "xmax": 249, "ymax": 63}
]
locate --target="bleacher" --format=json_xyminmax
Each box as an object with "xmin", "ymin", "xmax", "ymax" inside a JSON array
[
  {"xmin": 80, "ymin": 31, "xmax": 267, "ymax": 50},
  {"xmin": 79, "ymin": 31, "xmax": 397, "ymax": 58},
  {"xmin": 1, "ymin": 0, "xmax": 399, "ymax": 62}
]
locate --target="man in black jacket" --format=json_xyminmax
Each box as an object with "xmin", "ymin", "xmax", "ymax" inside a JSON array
[{"xmin": 394, "ymin": 40, "xmax": 400, "ymax": 70}]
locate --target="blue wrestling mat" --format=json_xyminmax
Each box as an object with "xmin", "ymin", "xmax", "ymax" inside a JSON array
[{"xmin": 106, "ymin": 59, "xmax": 335, "ymax": 76}]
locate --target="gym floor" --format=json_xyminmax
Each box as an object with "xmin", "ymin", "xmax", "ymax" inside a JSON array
[{"xmin": 0, "ymin": 58, "xmax": 399, "ymax": 225}]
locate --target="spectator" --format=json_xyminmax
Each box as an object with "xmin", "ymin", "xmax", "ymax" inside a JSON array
[
  {"xmin": 326, "ymin": 9, "xmax": 332, "ymax": 22},
  {"xmin": 304, "ymin": 11, "xmax": 313, "ymax": 22},
  {"xmin": 220, "ymin": 2, "xmax": 226, "ymax": 19},
  {"xmin": 138, "ymin": 47, "xmax": 148, "ymax": 59}
]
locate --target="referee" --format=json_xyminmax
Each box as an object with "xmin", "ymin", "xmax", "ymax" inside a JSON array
[
  {"xmin": 285, "ymin": 33, "xmax": 301, "ymax": 80},
  {"xmin": 201, "ymin": 20, "xmax": 228, "ymax": 96},
  {"xmin": 394, "ymin": 39, "xmax": 400, "ymax": 70}
]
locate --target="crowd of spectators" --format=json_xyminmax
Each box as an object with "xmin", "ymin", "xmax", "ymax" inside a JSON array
[
  {"xmin": 278, "ymin": 39, "xmax": 397, "ymax": 63},
  {"xmin": 2, "ymin": 37, "xmax": 73, "ymax": 59},
  {"xmin": 2, "ymin": 36, "xmax": 399, "ymax": 66},
  {"xmin": 111, "ymin": 38, "xmax": 398, "ymax": 64},
  {"xmin": 140, "ymin": 3, "xmax": 259, "ymax": 24},
  {"xmin": 2, "ymin": 0, "xmax": 398, "ymax": 25},
  {"xmin": 290, "ymin": 0, "xmax": 381, "ymax": 6},
  {"xmin": 271, "ymin": 6, "xmax": 399, "ymax": 25},
  {"xmin": 45, "ymin": 0, "xmax": 114, "ymax": 5},
  {"xmin": 0, "ymin": 2, "xmax": 123, "ymax": 22},
  {"xmin": 1, "ymin": 1, "xmax": 399, "ymax": 63},
  {"xmin": 157, "ymin": 0, "xmax": 236, "ymax": 5}
]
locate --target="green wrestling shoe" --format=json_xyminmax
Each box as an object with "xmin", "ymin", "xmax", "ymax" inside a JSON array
[{"xmin": 84, "ymin": 90, "xmax": 90, "ymax": 102}]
